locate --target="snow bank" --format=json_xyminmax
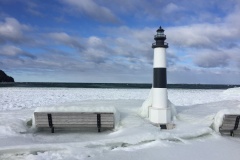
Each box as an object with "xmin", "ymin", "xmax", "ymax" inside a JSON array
[
  {"xmin": 220, "ymin": 87, "xmax": 240, "ymax": 101},
  {"xmin": 138, "ymin": 89, "xmax": 152, "ymax": 118},
  {"xmin": 0, "ymin": 126, "xmax": 17, "ymax": 137},
  {"xmin": 211, "ymin": 87, "xmax": 240, "ymax": 132},
  {"xmin": 138, "ymin": 88, "xmax": 177, "ymax": 119},
  {"xmin": 213, "ymin": 108, "xmax": 240, "ymax": 132},
  {"xmin": 35, "ymin": 105, "xmax": 116, "ymax": 113},
  {"xmin": 33, "ymin": 104, "xmax": 120, "ymax": 129}
]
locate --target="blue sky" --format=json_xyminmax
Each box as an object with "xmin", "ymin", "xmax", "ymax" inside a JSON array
[{"xmin": 0, "ymin": 0, "xmax": 240, "ymax": 84}]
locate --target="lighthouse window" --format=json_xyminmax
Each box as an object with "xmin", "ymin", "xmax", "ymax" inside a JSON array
[{"xmin": 157, "ymin": 32, "xmax": 164, "ymax": 37}]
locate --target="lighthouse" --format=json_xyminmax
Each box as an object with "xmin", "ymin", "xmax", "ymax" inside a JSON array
[{"xmin": 149, "ymin": 26, "xmax": 172, "ymax": 129}]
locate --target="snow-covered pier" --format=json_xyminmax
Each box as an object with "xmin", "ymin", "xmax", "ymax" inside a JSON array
[{"xmin": 1, "ymin": 88, "xmax": 240, "ymax": 159}]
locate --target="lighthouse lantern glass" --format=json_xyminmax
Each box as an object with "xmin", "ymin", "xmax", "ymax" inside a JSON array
[{"xmin": 157, "ymin": 31, "xmax": 164, "ymax": 37}]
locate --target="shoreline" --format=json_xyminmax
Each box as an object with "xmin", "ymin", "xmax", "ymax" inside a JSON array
[{"xmin": 1, "ymin": 82, "xmax": 240, "ymax": 89}]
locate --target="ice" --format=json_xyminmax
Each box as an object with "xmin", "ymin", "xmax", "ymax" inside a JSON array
[
  {"xmin": 0, "ymin": 88, "xmax": 148, "ymax": 111},
  {"xmin": 220, "ymin": 87, "xmax": 240, "ymax": 100},
  {"xmin": 138, "ymin": 88, "xmax": 177, "ymax": 119},
  {"xmin": 0, "ymin": 87, "xmax": 240, "ymax": 159}
]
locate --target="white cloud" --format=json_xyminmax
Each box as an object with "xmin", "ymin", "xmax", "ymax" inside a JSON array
[
  {"xmin": 49, "ymin": 32, "xmax": 72, "ymax": 42},
  {"xmin": 194, "ymin": 51, "xmax": 230, "ymax": 68},
  {"xmin": 26, "ymin": 1, "xmax": 44, "ymax": 17},
  {"xmin": 48, "ymin": 32, "xmax": 84, "ymax": 50},
  {"xmin": 166, "ymin": 5, "xmax": 240, "ymax": 48},
  {"xmin": 60, "ymin": 0, "xmax": 119, "ymax": 23},
  {"xmin": 0, "ymin": 45, "xmax": 35, "ymax": 59},
  {"xmin": 0, "ymin": 45, "xmax": 21, "ymax": 56},
  {"xmin": 164, "ymin": 3, "xmax": 183, "ymax": 14},
  {"xmin": 0, "ymin": 17, "xmax": 30, "ymax": 43},
  {"xmin": 166, "ymin": 23, "xmax": 239, "ymax": 48},
  {"xmin": 87, "ymin": 36, "xmax": 104, "ymax": 47},
  {"xmin": 168, "ymin": 66, "xmax": 240, "ymax": 84}
]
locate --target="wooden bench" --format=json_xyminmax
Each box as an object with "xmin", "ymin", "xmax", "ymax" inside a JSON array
[
  {"xmin": 34, "ymin": 112, "xmax": 115, "ymax": 133},
  {"xmin": 219, "ymin": 114, "xmax": 240, "ymax": 137}
]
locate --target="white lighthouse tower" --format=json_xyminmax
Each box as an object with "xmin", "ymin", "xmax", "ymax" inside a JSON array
[{"xmin": 149, "ymin": 26, "xmax": 172, "ymax": 129}]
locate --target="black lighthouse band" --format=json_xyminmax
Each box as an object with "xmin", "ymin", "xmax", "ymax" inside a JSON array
[{"xmin": 153, "ymin": 68, "xmax": 166, "ymax": 88}]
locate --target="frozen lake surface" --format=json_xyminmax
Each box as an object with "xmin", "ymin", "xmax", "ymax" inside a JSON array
[{"xmin": 0, "ymin": 87, "xmax": 240, "ymax": 160}]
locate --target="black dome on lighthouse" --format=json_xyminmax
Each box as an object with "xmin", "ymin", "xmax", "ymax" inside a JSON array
[{"xmin": 157, "ymin": 26, "xmax": 164, "ymax": 32}]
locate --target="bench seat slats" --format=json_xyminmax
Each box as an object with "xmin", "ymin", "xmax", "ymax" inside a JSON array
[
  {"xmin": 220, "ymin": 127, "xmax": 238, "ymax": 131},
  {"xmin": 222, "ymin": 119, "xmax": 239, "ymax": 122},
  {"xmin": 222, "ymin": 115, "xmax": 240, "ymax": 117},
  {"xmin": 221, "ymin": 123, "xmax": 238, "ymax": 127}
]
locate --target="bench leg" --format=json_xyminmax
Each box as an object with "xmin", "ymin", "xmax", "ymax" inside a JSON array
[
  {"xmin": 51, "ymin": 127, "xmax": 54, "ymax": 133},
  {"xmin": 48, "ymin": 114, "xmax": 54, "ymax": 133},
  {"xmin": 97, "ymin": 114, "xmax": 101, "ymax": 133}
]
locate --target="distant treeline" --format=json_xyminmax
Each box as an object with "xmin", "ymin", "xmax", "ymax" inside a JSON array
[{"xmin": 0, "ymin": 82, "xmax": 239, "ymax": 89}]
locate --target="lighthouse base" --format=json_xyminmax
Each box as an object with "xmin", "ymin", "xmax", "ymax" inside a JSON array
[{"xmin": 149, "ymin": 107, "xmax": 171, "ymax": 125}]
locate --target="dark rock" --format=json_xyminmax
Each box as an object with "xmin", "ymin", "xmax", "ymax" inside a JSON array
[
  {"xmin": 26, "ymin": 119, "xmax": 32, "ymax": 127},
  {"xmin": 0, "ymin": 70, "xmax": 15, "ymax": 82}
]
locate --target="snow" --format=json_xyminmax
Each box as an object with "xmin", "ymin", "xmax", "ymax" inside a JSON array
[
  {"xmin": 35, "ymin": 105, "xmax": 116, "ymax": 113},
  {"xmin": 0, "ymin": 87, "xmax": 240, "ymax": 160},
  {"xmin": 138, "ymin": 88, "xmax": 177, "ymax": 119}
]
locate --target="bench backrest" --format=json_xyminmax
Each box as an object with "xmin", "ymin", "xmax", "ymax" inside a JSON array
[
  {"xmin": 220, "ymin": 114, "xmax": 240, "ymax": 130},
  {"xmin": 34, "ymin": 112, "xmax": 114, "ymax": 128}
]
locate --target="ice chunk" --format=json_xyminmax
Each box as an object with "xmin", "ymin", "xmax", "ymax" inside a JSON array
[{"xmin": 138, "ymin": 88, "xmax": 176, "ymax": 119}]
